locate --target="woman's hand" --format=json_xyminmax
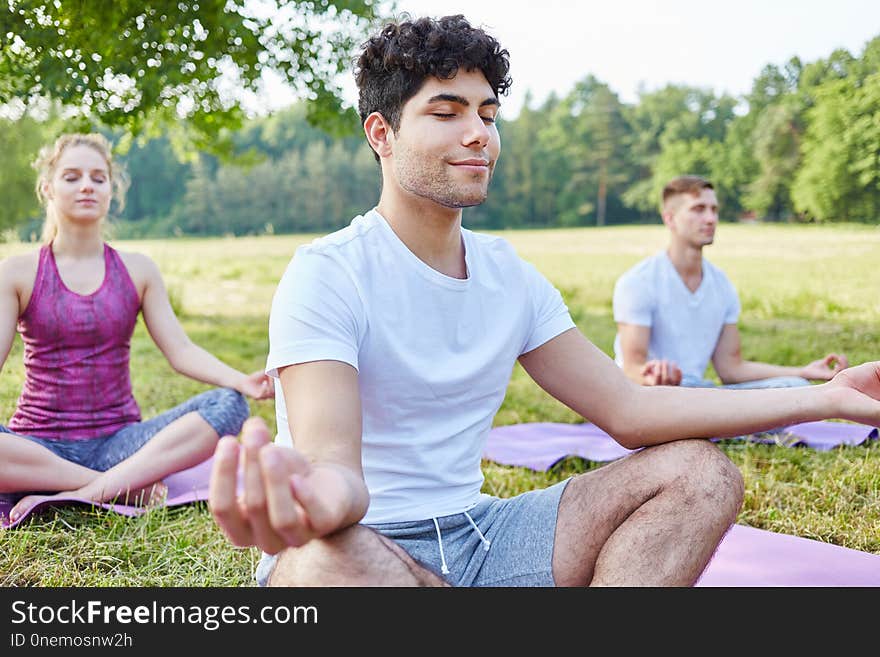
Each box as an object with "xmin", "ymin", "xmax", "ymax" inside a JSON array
[{"xmin": 237, "ymin": 370, "xmax": 275, "ymax": 400}]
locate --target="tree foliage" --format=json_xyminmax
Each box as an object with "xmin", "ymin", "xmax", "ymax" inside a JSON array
[
  {"xmin": 2, "ymin": 27, "xmax": 878, "ymax": 237},
  {"xmin": 0, "ymin": 113, "xmax": 53, "ymax": 234},
  {"xmin": 0, "ymin": 0, "xmax": 380, "ymax": 152}
]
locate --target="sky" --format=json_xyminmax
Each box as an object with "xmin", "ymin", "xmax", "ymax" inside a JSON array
[{"xmin": 371, "ymin": 0, "xmax": 880, "ymax": 117}]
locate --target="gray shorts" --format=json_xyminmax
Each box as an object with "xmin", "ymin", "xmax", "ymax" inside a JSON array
[{"xmin": 256, "ymin": 478, "xmax": 570, "ymax": 587}]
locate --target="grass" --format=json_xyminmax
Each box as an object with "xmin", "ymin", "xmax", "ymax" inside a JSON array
[{"xmin": 1, "ymin": 223, "xmax": 879, "ymax": 585}]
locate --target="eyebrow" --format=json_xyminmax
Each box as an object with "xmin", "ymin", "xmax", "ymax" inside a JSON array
[
  {"xmin": 426, "ymin": 93, "xmax": 500, "ymax": 109},
  {"xmin": 61, "ymin": 167, "xmax": 108, "ymax": 173}
]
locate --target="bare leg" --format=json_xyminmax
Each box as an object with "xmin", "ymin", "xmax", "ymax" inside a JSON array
[
  {"xmin": 0, "ymin": 433, "xmax": 99, "ymax": 493},
  {"xmin": 552, "ymin": 439, "xmax": 744, "ymax": 587},
  {"xmin": 269, "ymin": 524, "xmax": 450, "ymax": 587},
  {"xmin": 10, "ymin": 412, "xmax": 218, "ymax": 520}
]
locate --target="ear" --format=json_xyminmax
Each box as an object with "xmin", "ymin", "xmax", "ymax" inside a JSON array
[
  {"xmin": 363, "ymin": 112, "xmax": 394, "ymax": 159},
  {"xmin": 41, "ymin": 180, "xmax": 53, "ymax": 201},
  {"xmin": 661, "ymin": 209, "xmax": 674, "ymax": 229}
]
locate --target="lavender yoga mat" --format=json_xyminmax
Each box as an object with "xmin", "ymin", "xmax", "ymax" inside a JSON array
[
  {"xmin": 0, "ymin": 457, "xmax": 218, "ymax": 529},
  {"xmin": 484, "ymin": 420, "xmax": 879, "ymax": 472},
  {"xmin": 3, "ymin": 453, "xmax": 878, "ymax": 586},
  {"xmin": 698, "ymin": 524, "xmax": 880, "ymax": 587}
]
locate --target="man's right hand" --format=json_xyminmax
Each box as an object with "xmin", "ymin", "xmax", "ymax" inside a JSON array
[
  {"xmin": 209, "ymin": 417, "xmax": 357, "ymax": 555},
  {"xmin": 640, "ymin": 359, "xmax": 683, "ymax": 386}
]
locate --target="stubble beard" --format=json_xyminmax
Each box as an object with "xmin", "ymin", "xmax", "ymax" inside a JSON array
[{"xmin": 394, "ymin": 151, "xmax": 492, "ymax": 209}]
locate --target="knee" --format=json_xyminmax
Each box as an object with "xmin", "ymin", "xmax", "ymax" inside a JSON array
[
  {"xmin": 204, "ymin": 388, "xmax": 250, "ymax": 437},
  {"xmin": 268, "ymin": 528, "xmax": 366, "ymax": 587},
  {"xmin": 662, "ymin": 440, "xmax": 744, "ymax": 520},
  {"xmin": 267, "ymin": 525, "xmax": 444, "ymax": 587}
]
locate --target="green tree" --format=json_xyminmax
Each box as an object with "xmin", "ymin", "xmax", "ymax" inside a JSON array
[
  {"xmin": 0, "ymin": 1, "xmax": 380, "ymax": 152},
  {"xmin": 545, "ymin": 76, "xmax": 632, "ymax": 226},
  {"xmin": 0, "ymin": 113, "xmax": 51, "ymax": 235},
  {"xmin": 793, "ymin": 73, "xmax": 880, "ymax": 221},
  {"xmin": 743, "ymin": 99, "xmax": 802, "ymax": 219},
  {"xmin": 622, "ymin": 85, "xmax": 736, "ymax": 213}
]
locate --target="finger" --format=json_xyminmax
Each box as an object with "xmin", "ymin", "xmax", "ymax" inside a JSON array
[
  {"xmin": 242, "ymin": 422, "xmax": 286, "ymax": 554},
  {"xmin": 260, "ymin": 446, "xmax": 313, "ymax": 547},
  {"xmin": 660, "ymin": 360, "xmax": 668, "ymax": 384},
  {"xmin": 208, "ymin": 437, "xmax": 254, "ymax": 547}
]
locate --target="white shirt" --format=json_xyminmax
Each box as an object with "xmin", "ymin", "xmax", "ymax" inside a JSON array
[
  {"xmin": 267, "ymin": 209, "xmax": 574, "ymax": 523},
  {"xmin": 612, "ymin": 251, "xmax": 740, "ymax": 383}
]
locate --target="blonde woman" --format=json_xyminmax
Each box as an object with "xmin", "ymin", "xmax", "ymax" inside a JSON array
[{"xmin": 0, "ymin": 133, "xmax": 272, "ymax": 524}]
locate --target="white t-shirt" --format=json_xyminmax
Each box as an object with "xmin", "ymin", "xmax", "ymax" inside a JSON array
[
  {"xmin": 267, "ymin": 209, "xmax": 575, "ymax": 524},
  {"xmin": 612, "ymin": 251, "xmax": 740, "ymax": 383}
]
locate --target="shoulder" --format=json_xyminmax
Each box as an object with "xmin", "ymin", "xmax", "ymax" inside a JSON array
[
  {"xmin": 306, "ymin": 213, "xmax": 383, "ymax": 257},
  {"xmin": 703, "ymin": 258, "xmax": 737, "ymax": 290},
  {"xmin": 615, "ymin": 253, "xmax": 662, "ymax": 291},
  {"xmin": 465, "ymin": 229, "xmax": 530, "ymax": 271},
  {"xmin": 0, "ymin": 250, "xmax": 40, "ymax": 292},
  {"xmin": 114, "ymin": 249, "xmax": 161, "ymax": 287}
]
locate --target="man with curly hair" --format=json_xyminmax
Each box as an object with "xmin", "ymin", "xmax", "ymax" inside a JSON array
[{"xmin": 209, "ymin": 15, "xmax": 880, "ymax": 587}]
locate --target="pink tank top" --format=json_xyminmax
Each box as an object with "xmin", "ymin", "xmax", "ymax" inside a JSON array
[{"xmin": 8, "ymin": 243, "xmax": 142, "ymax": 440}]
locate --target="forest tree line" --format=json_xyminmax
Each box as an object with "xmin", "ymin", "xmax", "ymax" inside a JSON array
[{"xmin": 2, "ymin": 33, "xmax": 879, "ymax": 239}]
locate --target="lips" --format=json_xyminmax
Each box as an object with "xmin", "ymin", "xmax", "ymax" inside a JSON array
[{"xmin": 450, "ymin": 159, "xmax": 489, "ymax": 167}]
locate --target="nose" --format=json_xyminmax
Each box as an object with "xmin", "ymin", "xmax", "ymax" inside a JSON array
[
  {"xmin": 79, "ymin": 178, "xmax": 94, "ymax": 192},
  {"xmin": 462, "ymin": 112, "xmax": 491, "ymax": 148}
]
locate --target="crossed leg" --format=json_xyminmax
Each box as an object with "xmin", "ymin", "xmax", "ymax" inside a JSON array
[
  {"xmin": 2, "ymin": 412, "xmax": 218, "ymax": 522},
  {"xmin": 552, "ymin": 438, "xmax": 744, "ymax": 586}
]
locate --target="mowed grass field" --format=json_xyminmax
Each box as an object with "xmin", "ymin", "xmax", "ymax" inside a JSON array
[{"xmin": 1, "ymin": 222, "xmax": 879, "ymax": 585}]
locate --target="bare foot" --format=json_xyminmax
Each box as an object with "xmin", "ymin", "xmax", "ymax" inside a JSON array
[
  {"xmin": 8, "ymin": 481, "xmax": 168, "ymax": 524},
  {"xmin": 119, "ymin": 481, "xmax": 168, "ymax": 507},
  {"xmin": 9, "ymin": 493, "xmax": 66, "ymax": 524}
]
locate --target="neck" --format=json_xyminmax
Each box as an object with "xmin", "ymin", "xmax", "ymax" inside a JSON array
[
  {"xmin": 376, "ymin": 188, "xmax": 466, "ymax": 279},
  {"xmin": 666, "ymin": 240, "xmax": 703, "ymax": 277},
  {"xmin": 52, "ymin": 223, "xmax": 104, "ymax": 258}
]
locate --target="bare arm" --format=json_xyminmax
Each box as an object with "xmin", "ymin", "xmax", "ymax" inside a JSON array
[
  {"xmin": 0, "ymin": 259, "xmax": 19, "ymax": 374},
  {"xmin": 518, "ymin": 328, "xmax": 877, "ymax": 449},
  {"xmin": 616, "ymin": 322, "xmax": 682, "ymax": 386},
  {"xmin": 210, "ymin": 360, "xmax": 368, "ymax": 554},
  {"xmin": 138, "ymin": 255, "xmax": 272, "ymax": 399},
  {"xmin": 711, "ymin": 324, "xmax": 848, "ymax": 384}
]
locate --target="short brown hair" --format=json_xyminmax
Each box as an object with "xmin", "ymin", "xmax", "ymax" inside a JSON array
[{"xmin": 662, "ymin": 175, "xmax": 714, "ymax": 206}]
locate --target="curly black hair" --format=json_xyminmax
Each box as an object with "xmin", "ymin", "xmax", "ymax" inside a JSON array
[{"xmin": 355, "ymin": 14, "xmax": 511, "ymax": 134}]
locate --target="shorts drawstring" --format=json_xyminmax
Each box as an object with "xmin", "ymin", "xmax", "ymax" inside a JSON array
[
  {"xmin": 463, "ymin": 510, "xmax": 491, "ymax": 551},
  {"xmin": 432, "ymin": 517, "xmax": 450, "ymax": 575},
  {"xmin": 432, "ymin": 509, "xmax": 491, "ymax": 576}
]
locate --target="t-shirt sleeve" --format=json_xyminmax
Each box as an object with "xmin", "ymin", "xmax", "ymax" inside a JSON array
[
  {"xmin": 519, "ymin": 259, "xmax": 576, "ymax": 355},
  {"xmin": 266, "ymin": 248, "xmax": 364, "ymax": 377},
  {"xmin": 613, "ymin": 269, "xmax": 653, "ymax": 326}
]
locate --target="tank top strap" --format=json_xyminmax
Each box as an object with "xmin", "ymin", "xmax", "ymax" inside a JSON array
[
  {"xmin": 104, "ymin": 243, "xmax": 142, "ymax": 308},
  {"xmin": 20, "ymin": 244, "xmax": 57, "ymax": 321}
]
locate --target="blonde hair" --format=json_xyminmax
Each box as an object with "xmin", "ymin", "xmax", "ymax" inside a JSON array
[{"xmin": 33, "ymin": 133, "xmax": 130, "ymax": 244}]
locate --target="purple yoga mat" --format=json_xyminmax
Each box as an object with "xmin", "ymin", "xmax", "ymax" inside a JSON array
[
  {"xmin": 698, "ymin": 524, "xmax": 880, "ymax": 586},
  {"xmin": 484, "ymin": 420, "xmax": 879, "ymax": 472},
  {"xmin": 3, "ymin": 452, "xmax": 878, "ymax": 586},
  {"xmin": 0, "ymin": 457, "xmax": 219, "ymax": 529}
]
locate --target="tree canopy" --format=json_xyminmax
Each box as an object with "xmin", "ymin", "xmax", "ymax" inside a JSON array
[{"xmin": 0, "ymin": 0, "xmax": 380, "ymax": 152}]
